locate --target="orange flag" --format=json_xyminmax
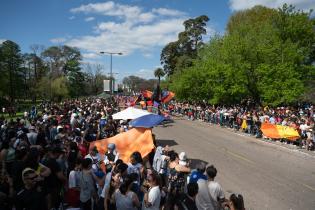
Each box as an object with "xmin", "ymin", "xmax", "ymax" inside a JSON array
[
  {"xmin": 142, "ymin": 90, "xmax": 153, "ymax": 98},
  {"xmin": 261, "ymin": 123, "xmax": 300, "ymax": 141},
  {"xmin": 162, "ymin": 91, "xmax": 175, "ymax": 103},
  {"xmin": 90, "ymin": 128, "xmax": 154, "ymax": 163}
]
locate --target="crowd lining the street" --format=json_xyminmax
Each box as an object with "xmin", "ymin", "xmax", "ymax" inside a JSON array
[
  {"xmin": 0, "ymin": 97, "xmax": 245, "ymax": 210},
  {"xmin": 166, "ymin": 102, "xmax": 315, "ymax": 151}
]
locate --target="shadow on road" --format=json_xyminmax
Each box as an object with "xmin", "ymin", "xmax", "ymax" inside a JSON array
[
  {"xmin": 156, "ymin": 139, "xmax": 178, "ymax": 147},
  {"xmin": 160, "ymin": 124, "xmax": 173, "ymax": 127},
  {"xmin": 189, "ymin": 158, "xmax": 209, "ymax": 169},
  {"xmin": 159, "ymin": 119, "xmax": 174, "ymax": 127}
]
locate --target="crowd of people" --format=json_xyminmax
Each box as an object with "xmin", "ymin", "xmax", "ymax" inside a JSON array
[
  {"xmin": 166, "ymin": 102, "xmax": 315, "ymax": 150},
  {"xmin": 0, "ymin": 97, "xmax": 245, "ymax": 210}
]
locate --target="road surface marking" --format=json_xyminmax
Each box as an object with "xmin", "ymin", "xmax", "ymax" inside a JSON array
[
  {"xmin": 300, "ymin": 183, "xmax": 315, "ymax": 192},
  {"xmin": 226, "ymin": 150, "xmax": 255, "ymax": 164}
]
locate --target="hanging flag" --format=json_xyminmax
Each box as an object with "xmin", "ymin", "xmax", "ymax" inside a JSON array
[
  {"xmin": 261, "ymin": 123, "xmax": 300, "ymax": 141},
  {"xmin": 142, "ymin": 90, "xmax": 153, "ymax": 99},
  {"xmin": 89, "ymin": 128, "xmax": 154, "ymax": 163},
  {"xmin": 161, "ymin": 91, "xmax": 175, "ymax": 103}
]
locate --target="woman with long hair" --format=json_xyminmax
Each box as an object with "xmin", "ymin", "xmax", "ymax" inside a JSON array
[
  {"xmin": 113, "ymin": 175, "xmax": 140, "ymax": 210},
  {"xmin": 143, "ymin": 171, "xmax": 162, "ymax": 210},
  {"xmin": 227, "ymin": 194, "xmax": 245, "ymax": 210},
  {"xmin": 104, "ymin": 167, "xmax": 121, "ymax": 210}
]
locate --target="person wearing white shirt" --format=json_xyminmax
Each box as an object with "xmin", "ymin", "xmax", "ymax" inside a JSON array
[{"xmin": 143, "ymin": 171, "xmax": 161, "ymax": 210}]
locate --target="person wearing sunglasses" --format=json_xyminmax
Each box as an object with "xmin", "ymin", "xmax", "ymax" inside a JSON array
[{"xmin": 15, "ymin": 168, "xmax": 47, "ymax": 210}]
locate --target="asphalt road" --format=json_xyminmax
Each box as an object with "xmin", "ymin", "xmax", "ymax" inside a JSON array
[{"xmin": 153, "ymin": 118, "xmax": 315, "ymax": 210}]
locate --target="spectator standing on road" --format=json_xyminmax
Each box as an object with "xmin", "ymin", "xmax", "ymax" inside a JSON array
[
  {"xmin": 189, "ymin": 162, "xmax": 207, "ymax": 184},
  {"xmin": 206, "ymin": 165, "xmax": 226, "ymax": 210},
  {"xmin": 176, "ymin": 182, "xmax": 199, "ymax": 210},
  {"xmin": 225, "ymin": 194, "xmax": 245, "ymax": 210}
]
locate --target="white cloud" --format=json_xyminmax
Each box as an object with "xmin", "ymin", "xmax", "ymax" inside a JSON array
[
  {"xmin": 229, "ymin": 0, "xmax": 315, "ymax": 11},
  {"xmin": 67, "ymin": 17, "xmax": 185, "ymax": 55},
  {"xmin": 136, "ymin": 69, "xmax": 155, "ymax": 79},
  {"xmin": 67, "ymin": 1, "xmax": 189, "ymax": 56},
  {"xmin": 152, "ymin": 8, "xmax": 186, "ymax": 16},
  {"xmin": 0, "ymin": 39, "xmax": 7, "ymax": 44},
  {"xmin": 82, "ymin": 52, "xmax": 100, "ymax": 59},
  {"xmin": 143, "ymin": 53, "xmax": 153, "ymax": 58},
  {"xmin": 70, "ymin": 1, "xmax": 143, "ymax": 24},
  {"xmin": 50, "ymin": 37, "xmax": 66, "ymax": 44},
  {"xmin": 69, "ymin": 16, "xmax": 75, "ymax": 20},
  {"xmin": 120, "ymin": 68, "xmax": 155, "ymax": 79},
  {"xmin": 70, "ymin": 1, "xmax": 115, "ymax": 14},
  {"xmin": 85, "ymin": 17, "xmax": 95, "ymax": 22}
]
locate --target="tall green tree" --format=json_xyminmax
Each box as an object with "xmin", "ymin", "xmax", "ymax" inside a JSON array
[
  {"xmin": 51, "ymin": 76, "xmax": 69, "ymax": 101},
  {"xmin": 154, "ymin": 68, "xmax": 165, "ymax": 86},
  {"xmin": 161, "ymin": 15, "xmax": 209, "ymax": 76},
  {"xmin": 0, "ymin": 40, "xmax": 24, "ymax": 102},
  {"xmin": 169, "ymin": 5, "xmax": 315, "ymax": 106}
]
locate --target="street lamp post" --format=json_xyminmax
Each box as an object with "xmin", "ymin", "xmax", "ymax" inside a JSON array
[{"xmin": 100, "ymin": 51, "xmax": 123, "ymax": 94}]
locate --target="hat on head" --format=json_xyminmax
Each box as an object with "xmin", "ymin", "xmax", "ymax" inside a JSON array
[
  {"xmin": 179, "ymin": 152, "xmax": 187, "ymax": 161},
  {"xmin": 107, "ymin": 143, "xmax": 115, "ymax": 150},
  {"xmin": 57, "ymin": 125, "xmax": 63, "ymax": 131},
  {"xmin": 22, "ymin": 167, "xmax": 36, "ymax": 182}
]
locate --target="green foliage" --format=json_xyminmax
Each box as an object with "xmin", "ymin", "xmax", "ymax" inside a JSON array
[
  {"xmin": 154, "ymin": 68, "xmax": 165, "ymax": 86},
  {"xmin": 122, "ymin": 76, "xmax": 158, "ymax": 92},
  {"xmin": 161, "ymin": 15, "xmax": 209, "ymax": 76},
  {"xmin": 0, "ymin": 40, "xmax": 102, "ymax": 102},
  {"xmin": 66, "ymin": 59, "xmax": 85, "ymax": 98},
  {"xmin": 0, "ymin": 40, "xmax": 24, "ymax": 102},
  {"xmin": 168, "ymin": 4, "xmax": 315, "ymax": 106},
  {"xmin": 35, "ymin": 76, "xmax": 50, "ymax": 98},
  {"xmin": 51, "ymin": 76, "xmax": 69, "ymax": 101}
]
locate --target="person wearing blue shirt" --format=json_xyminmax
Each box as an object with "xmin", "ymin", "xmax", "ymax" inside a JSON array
[{"xmin": 189, "ymin": 162, "xmax": 207, "ymax": 183}]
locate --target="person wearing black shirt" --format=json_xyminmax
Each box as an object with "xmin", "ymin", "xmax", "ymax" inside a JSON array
[
  {"xmin": 177, "ymin": 182, "xmax": 199, "ymax": 210},
  {"xmin": 15, "ymin": 168, "xmax": 47, "ymax": 210},
  {"xmin": 43, "ymin": 146, "xmax": 67, "ymax": 210}
]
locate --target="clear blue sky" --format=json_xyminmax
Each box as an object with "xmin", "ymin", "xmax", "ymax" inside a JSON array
[{"xmin": 1, "ymin": 0, "xmax": 313, "ymax": 83}]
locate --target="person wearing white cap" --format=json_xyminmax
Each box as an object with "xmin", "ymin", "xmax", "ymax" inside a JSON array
[
  {"xmin": 179, "ymin": 152, "xmax": 188, "ymax": 167},
  {"xmin": 15, "ymin": 168, "xmax": 47, "ymax": 210}
]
